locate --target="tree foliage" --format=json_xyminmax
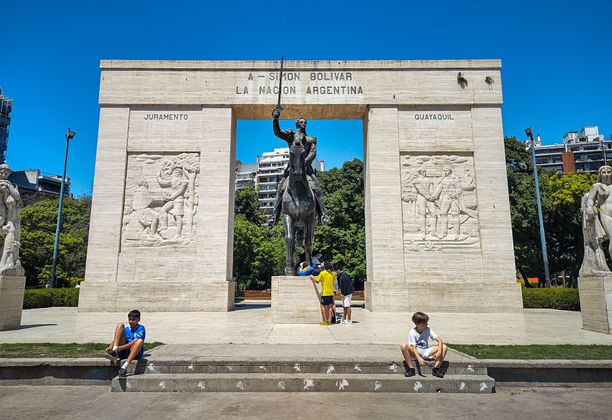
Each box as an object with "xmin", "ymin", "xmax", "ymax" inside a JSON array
[
  {"xmin": 234, "ymin": 185, "xmax": 265, "ymax": 225},
  {"xmin": 232, "ymin": 215, "xmax": 284, "ymax": 290},
  {"xmin": 315, "ymin": 159, "xmax": 366, "ymax": 284},
  {"xmin": 19, "ymin": 196, "xmax": 91, "ymax": 287}
]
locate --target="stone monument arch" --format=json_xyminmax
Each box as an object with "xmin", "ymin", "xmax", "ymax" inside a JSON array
[{"xmin": 78, "ymin": 60, "xmax": 523, "ymax": 313}]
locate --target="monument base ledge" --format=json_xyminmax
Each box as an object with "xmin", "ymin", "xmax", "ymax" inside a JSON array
[
  {"xmin": 578, "ymin": 274, "xmax": 612, "ymax": 334},
  {"xmin": 78, "ymin": 280, "xmax": 235, "ymax": 312},
  {"xmin": 365, "ymin": 281, "xmax": 523, "ymax": 313},
  {"xmin": 271, "ymin": 275, "xmax": 322, "ymax": 324},
  {"xmin": 0, "ymin": 275, "xmax": 26, "ymax": 331}
]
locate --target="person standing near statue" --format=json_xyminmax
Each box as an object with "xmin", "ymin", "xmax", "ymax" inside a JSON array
[{"xmin": 267, "ymin": 107, "xmax": 330, "ymax": 226}]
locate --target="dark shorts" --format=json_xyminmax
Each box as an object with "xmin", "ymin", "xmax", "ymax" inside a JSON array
[
  {"xmin": 119, "ymin": 344, "xmax": 144, "ymax": 360},
  {"xmin": 321, "ymin": 295, "xmax": 334, "ymax": 306}
]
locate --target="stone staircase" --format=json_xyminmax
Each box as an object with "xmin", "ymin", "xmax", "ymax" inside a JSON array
[{"xmin": 111, "ymin": 359, "xmax": 494, "ymax": 393}]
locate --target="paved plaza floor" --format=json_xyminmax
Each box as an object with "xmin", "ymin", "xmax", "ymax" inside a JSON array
[
  {"xmin": 0, "ymin": 385, "xmax": 610, "ymax": 420},
  {"xmin": 2, "ymin": 305, "xmax": 612, "ymax": 345}
]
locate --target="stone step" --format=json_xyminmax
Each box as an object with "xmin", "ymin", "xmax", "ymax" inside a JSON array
[
  {"xmin": 111, "ymin": 372, "xmax": 494, "ymax": 393},
  {"xmin": 139, "ymin": 360, "xmax": 486, "ymax": 376}
]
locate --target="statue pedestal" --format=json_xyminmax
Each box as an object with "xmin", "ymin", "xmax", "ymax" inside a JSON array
[
  {"xmin": 579, "ymin": 274, "xmax": 612, "ymax": 334},
  {"xmin": 0, "ymin": 275, "xmax": 26, "ymax": 331},
  {"xmin": 271, "ymin": 276, "xmax": 323, "ymax": 324}
]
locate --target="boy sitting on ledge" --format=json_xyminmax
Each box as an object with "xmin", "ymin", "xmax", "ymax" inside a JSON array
[
  {"xmin": 400, "ymin": 311, "xmax": 448, "ymax": 378},
  {"xmin": 104, "ymin": 309, "xmax": 146, "ymax": 378}
]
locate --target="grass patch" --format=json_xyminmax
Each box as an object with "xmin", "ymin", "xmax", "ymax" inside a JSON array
[
  {"xmin": 0, "ymin": 342, "xmax": 163, "ymax": 358},
  {"xmin": 450, "ymin": 344, "xmax": 612, "ymax": 360}
]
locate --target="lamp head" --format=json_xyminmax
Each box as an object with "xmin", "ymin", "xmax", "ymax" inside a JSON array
[
  {"xmin": 524, "ymin": 127, "xmax": 533, "ymax": 138},
  {"xmin": 66, "ymin": 128, "xmax": 76, "ymax": 141}
]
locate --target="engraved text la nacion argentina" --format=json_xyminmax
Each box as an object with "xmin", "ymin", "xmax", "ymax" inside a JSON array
[{"xmin": 235, "ymin": 72, "xmax": 364, "ymax": 96}]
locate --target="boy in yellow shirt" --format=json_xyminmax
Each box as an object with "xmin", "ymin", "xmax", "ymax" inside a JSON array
[{"xmin": 310, "ymin": 261, "xmax": 335, "ymax": 325}]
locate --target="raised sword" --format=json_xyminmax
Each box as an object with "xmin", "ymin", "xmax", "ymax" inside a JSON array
[{"xmin": 275, "ymin": 56, "xmax": 284, "ymax": 111}]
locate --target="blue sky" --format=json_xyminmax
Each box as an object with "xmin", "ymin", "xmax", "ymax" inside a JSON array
[{"xmin": 2, "ymin": 0, "xmax": 611, "ymax": 195}]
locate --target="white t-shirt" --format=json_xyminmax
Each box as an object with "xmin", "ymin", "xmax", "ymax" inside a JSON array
[{"xmin": 408, "ymin": 327, "xmax": 438, "ymax": 349}]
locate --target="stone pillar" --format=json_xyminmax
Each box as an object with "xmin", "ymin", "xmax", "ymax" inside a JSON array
[
  {"xmin": 363, "ymin": 104, "xmax": 522, "ymax": 312},
  {"xmin": 0, "ymin": 275, "xmax": 26, "ymax": 331},
  {"xmin": 79, "ymin": 106, "xmax": 236, "ymax": 312},
  {"xmin": 579, "ymin": 275, "xmax": 612, "ymax": 334},
  {"xmin": 363, "ymin": 107, "xmax": 407, "ymax": 311}
]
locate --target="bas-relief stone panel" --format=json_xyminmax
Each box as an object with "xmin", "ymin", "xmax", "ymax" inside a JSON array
[
  {"xmin": 121, "ymin": 153, "xmax": 200, "ymax": 249},
  {"xmin": 400, "ymin": 154, "xmax": 480, "ymax": 253}
]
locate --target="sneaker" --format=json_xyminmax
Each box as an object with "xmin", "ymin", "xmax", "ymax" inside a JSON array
[
  {"xmin": 404, "ymin": 368, "xmax": 416, "ymax": 378},
  {"xmin": 432, "ymin": 367, "xmax": 445, "ymax": 378},
  {"xmin": 319, "ymin": 321, "xmax": 328, "ymax": 326},
  {"xmin": 104, "ymin": 349, "xmax": 119, "ymax": 361},
  {"xmin": 118, "ymin": 368, "xmax": 128, "ymax": 378}
]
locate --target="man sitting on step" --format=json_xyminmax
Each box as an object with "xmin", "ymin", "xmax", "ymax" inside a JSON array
[
  {"xmin": 104, "ymin": 309, "xmax": 146, "ymax": 378},
  {"xmin": 400, "ymin": 311, "xmax": 448, "ymax": 378}
]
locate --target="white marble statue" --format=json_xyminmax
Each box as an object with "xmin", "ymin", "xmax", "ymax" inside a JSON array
[
  {"xmin": 580, "ymin": 165, "xmax": 612, "ymax": 276},
  {"xmin": 0, "ymin": 164, "xmax": 24, "ymax": 276}
]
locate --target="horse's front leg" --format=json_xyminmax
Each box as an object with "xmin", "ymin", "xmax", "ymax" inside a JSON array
[
  {"xmin": 304, "ymin": 216, "xmax": 315, "ymax": 269},
  {"xmin": 284, "ymin": 214, "xmax": 295, "ymax": 276}
]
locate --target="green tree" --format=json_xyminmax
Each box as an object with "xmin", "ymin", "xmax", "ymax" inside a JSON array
[
  {"xmin": 505, "ymin": 136, "xmax": 595, "ymax": 286},
  {"xmin": 542, "ymin": 172, "xmax": 596, "ymax": 283},
  {"xmin": 314, "ymin": 159, "xmax": 366, "ymax": 285},
  {"xmin": 317, "ymin": 159, "xmax": 365, "ymax": 229},
  {"xmin": 234, "ymin": 184, "xmax": 265, "ymax": 224},
  {"xmin": 19, "ymin": 196, "xmax": 91, "ymax": 287},
  {"xmin": 505, "ymin": 136, "xmax": 542, "ymax": 280},
  {"xmin": 232, "ymin": 215, "xmax": 284, "ymax": 289}
]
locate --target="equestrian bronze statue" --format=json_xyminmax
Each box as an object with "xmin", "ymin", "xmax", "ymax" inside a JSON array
[{"xmin": 269, "ymin": 107, "xmax": 330, "ymax": 275}]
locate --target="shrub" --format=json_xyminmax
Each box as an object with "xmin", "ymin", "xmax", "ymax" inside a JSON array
[
  {"xmin": 522, "ymin": 287, "xmax": 580, "ymax": 311},
  {"xmin": 23, "ymin": 288, "xmax": 80, "ymax": 309}
]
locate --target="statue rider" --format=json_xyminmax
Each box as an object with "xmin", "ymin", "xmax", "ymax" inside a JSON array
[{"xmin": 267, "ymin": 107, "xmax": 330, "ymax": 226}]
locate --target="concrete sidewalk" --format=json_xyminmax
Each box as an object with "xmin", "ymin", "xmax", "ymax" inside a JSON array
[{"xmin": 1, "ymin": 306, "xmax": 612, "ymax": 345}]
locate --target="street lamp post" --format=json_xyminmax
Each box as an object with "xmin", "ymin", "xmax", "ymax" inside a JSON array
[
  {"xmin": 47, "ymin": 128, "xmax": 76, "ymax": 288},
  {"xmin": 525, "ymin": 127, "xmax": 551, "ymax": 288}
]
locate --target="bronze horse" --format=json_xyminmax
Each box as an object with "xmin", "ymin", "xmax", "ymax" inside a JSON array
[{"xmin": 281, "ymin": 141, "xmax": 317, "ymax": 275}]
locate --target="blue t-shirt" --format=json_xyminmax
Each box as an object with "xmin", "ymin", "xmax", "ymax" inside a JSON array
[{"xmin": 125, "ymin": 324, "xmax": 146, "ymax": 358}]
